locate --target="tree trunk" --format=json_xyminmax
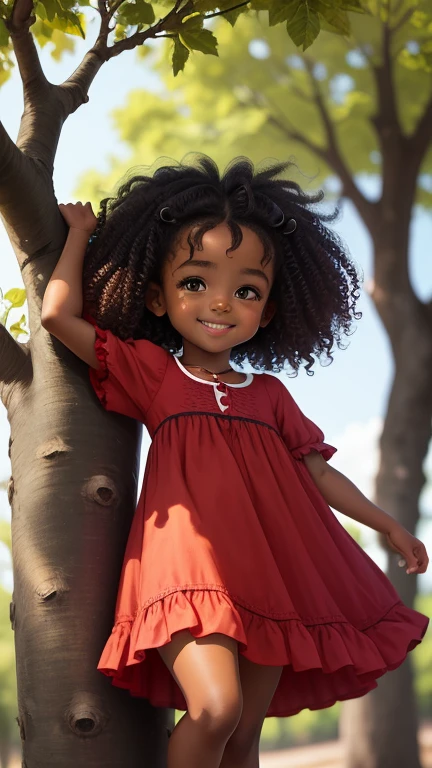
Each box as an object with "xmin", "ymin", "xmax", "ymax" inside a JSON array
[
  {"xmin": 2, "ymin": 297, "xmax": 171, "ymax": 766},
  {"xmin": 0, "ymin": 163, "xmax": 171, "ymax": 763},
  {"xmin": 0, "ymin": 15, "xmax": 176, "ymax": 762},
  {"xmin": 341, "ymin": 231, "xmax": 432, "ymax": 768}
]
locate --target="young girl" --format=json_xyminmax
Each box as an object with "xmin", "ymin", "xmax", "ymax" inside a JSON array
[{"xmin": 41, "ymin": 157, "xmax": 429, "ymax": 768}]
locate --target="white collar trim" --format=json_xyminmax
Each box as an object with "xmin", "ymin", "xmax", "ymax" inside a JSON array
[{"xmin": 174, "ymin": 355, "xmax": 253, "ymax": 388}]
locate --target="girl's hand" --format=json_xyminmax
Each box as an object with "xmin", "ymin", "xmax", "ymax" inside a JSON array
[
  {"xmin": 59, "ymin": 202, "xmax": 98, "ymax": 234},
  {"xmin": 386, "ymin": 524, "xmax": 429, "ymax": 575}
]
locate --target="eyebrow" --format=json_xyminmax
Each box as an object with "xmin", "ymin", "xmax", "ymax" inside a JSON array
[{"xmin": 176, "ymin": 259, "xmax": 269, "ymax": 285}]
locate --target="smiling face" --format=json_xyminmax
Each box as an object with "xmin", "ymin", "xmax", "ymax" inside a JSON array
[{"xmin": 146, "ymin": 222, "xmax": 276, "ymax": 359}]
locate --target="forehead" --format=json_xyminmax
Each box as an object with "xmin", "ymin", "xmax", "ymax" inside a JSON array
[{"xmin": 170, "ymin": 222, "xmax": 272, "ymax": 273}]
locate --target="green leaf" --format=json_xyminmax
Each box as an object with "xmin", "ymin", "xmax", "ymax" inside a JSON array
[
  {"xmin": 286, "ymin": 0, "xmax": 320, "ymax": 50},
  {"xmin": 120, "ymin": 0, "xmax": 155, "ymax": 25},
  {"xmin": 340, "ymin": 0, "xmax": 365, "ymax": 12},
  {"xmin": 180, "ymin": 27, "xmax": 218, "ymax": 55},
  {"xmin": 39, "ymin": 0, "xmax": 58, "ymax": 22},
  {"xmin": 61, "ymin": 10, "xmax": 86, "ymax": 37},
  {"xmin": 9, "ymin": 314, "xmax": 28, "ymax": 339},
  {"xmin": 0, "ymin": 21, "xmax": 9, "ymax": 45},
  {"xmin": 224, "ymin": 5, "xmax": 247, "ymax": 25},
  {"xmin": 172, "ymin": 36, "xmax": 190, "ymax": 75},
  {"xmin": 311, "ymin": 0, "xmax": 350, "ymax": 34},
  {"xmin": 269, "ymin": 0, "xmax": 292, "ymax": 26},
  {"xmin": 4, "ymin": 288, "xmax": 26, "ymax": 309}
]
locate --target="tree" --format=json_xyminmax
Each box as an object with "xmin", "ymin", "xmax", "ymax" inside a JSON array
[
  {"xmin": 0, "ymin": 0, "xmax": 365, "ymax": 764},
  {"xmin": 77, "ymin": 6, "xmax": 432, "ymax": 768}
]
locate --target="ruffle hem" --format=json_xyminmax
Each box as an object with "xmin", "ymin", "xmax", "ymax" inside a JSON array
[{"xmin": 97, "ymin": 588, "xmax": 429, "ymax": 717}]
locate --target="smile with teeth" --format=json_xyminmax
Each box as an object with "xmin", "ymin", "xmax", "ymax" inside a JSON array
[{"xmin": 199, "ymin": 320, "xmax": 234, "ymax": 330}]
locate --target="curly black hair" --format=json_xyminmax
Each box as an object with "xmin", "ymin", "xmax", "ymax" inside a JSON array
[{"xmin": 83, "ymin": 154, "xmax": 362, "ymax": 374}]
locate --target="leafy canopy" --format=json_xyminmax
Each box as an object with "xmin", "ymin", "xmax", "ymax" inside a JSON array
[
  {"xmin": 77, "ymin": 2, "xmax": 432, "ymax": 208},
  {"xmin": 0, "ymin": 0, "xmax": 368, "ymax": 82}
]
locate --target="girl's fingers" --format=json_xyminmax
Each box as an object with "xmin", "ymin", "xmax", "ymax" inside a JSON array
[
  {"xmin": 414, "ymin": 545, "xmax": 429, "ymax": 574},
  {"xmin": 407, "ymin": 545, "xmax": 429, "ymax": 575}
]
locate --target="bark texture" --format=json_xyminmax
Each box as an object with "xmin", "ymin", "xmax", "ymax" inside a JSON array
[{"xmin": 0, "ymin": 7, "xmax": 174, "ymax": 765}]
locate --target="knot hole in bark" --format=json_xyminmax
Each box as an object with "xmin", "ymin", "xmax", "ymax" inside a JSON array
[
  {"xmin": 16, "ymin": 715, "xmax": 25, "ymax": 741},
  {"xmin": 35, "ymin": 574, "xmax": 69, "ymax": 603},
  {"xmin": 82, "ymin": 476, "xmax": 119, "ymax": 508},
  {"xmin": 10, "ymin": 600, "xmax": 15, "ymax": 630},
  {"xmin": 65, "ymin": 695, "xmax": 109, "ymax": 738},
  {"xmin": 7, "ymin": 477, "xmax": 14, "ymax": 505},
  {"xmin": 36, "ymin": 437, "xmax": 72, "ymax": 461}
]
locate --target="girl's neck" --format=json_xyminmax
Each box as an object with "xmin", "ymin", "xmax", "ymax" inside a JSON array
[
  {"xmin": 179, "ymin": 340, "xmax": 232, "ymax": 372},
  {"xmin": 179, "ymin": 340, "xmax": 246, "ymax": 384}
]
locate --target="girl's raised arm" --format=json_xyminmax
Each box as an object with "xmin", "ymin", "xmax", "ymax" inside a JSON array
[{"xmin": 41, "ymin": 203, "xmax": 99, "ymax": 369}]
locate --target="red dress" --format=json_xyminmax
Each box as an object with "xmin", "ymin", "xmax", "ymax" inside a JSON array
[{"xmin": 88, "ymin": 324, "xmax": 429, "ymax": 717}]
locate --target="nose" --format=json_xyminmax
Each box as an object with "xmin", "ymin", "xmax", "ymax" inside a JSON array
[{"xmin": 209, "ymin": 295, "xmax": 232, "ymax": 313}]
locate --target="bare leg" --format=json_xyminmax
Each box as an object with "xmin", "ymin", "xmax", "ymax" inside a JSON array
[
  {"xmin": 158, "ymin": 630, "xmax": 243, "ymax": 768},
  {"xmin": 220, "ymin": 655, "xmax": 283, "ymax": 768}
]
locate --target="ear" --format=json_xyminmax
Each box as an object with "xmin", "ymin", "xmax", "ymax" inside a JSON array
[
  {"xmin": 145, "ymin": 282, "xmax": 167, "ymax": 317},
  {"xmin": 259, "ymin": 299, "xmax": 276, "ymax": 328}
]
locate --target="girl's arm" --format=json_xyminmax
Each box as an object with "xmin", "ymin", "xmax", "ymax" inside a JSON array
[
  {"xmin": 41, "ymin": 203, "xmax": 99, "ymax": 369},
  {"xmin": 304, "ymin": 451, "xmax": 429, "ymax": 575}
]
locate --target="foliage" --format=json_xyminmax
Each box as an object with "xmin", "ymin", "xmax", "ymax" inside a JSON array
[
  {"xmin": 77, "ymin": 3, "xmax": 432, "ymax": 208},
  {"xmin": 0, "ymin": 0, "xmax": 370, "ymax": 82},
  {"xmin": 0, "ymin": 522, "xmax": 17, "ymax": 756},
  {"xmin": 0, "ymin": 287, "xmax": 28, "ymax": 340}
]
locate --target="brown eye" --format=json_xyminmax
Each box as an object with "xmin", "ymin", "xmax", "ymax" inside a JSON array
[
  {"xmin": 177, "ymin": 278, "xmax": 206, "ymax": 292},
  {"xmin": 235, "ymin": 286, "xmax": 261, "ymax": 301}
]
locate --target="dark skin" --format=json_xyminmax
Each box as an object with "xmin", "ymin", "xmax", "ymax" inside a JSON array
[
  {"xmin": 146, "ymin": 222, "xmax": 282, "ymax": 768},
  {"xmin": 145, "ymin": 222, "xmax": 276, "ymax": 383},
  {"xmin": 41, "ymin": 203, "xmax": 429, "ymax": 768}
]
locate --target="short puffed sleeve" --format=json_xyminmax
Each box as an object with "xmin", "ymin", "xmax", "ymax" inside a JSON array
[
  {"xmin": 86, "ymin": 317, "xmax": 169, "ymax": 422},
  {"xmin": 266, "ymin": 375, "xmax": 337, "ymax": 461}
]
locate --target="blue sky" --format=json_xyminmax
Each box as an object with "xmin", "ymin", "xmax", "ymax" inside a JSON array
[{"xmin": 0, "ymin": 32, "xmax": 431, "ymax": 590}]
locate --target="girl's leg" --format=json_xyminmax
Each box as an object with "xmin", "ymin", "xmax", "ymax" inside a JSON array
[
  {"xmin": 219, "ymin": 655, "xmax": 283, "ymax": 768},
  {"xmin": 157, "ymin": 629, "xmax": 243, "ymax": 768}
]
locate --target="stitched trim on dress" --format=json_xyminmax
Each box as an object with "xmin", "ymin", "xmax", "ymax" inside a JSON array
[
  {"xmin": 114, "ymin": 591, "xmax": 404, "ymax": 632},
  {"xmin": 115, "ymin": 584, "xmax": 350, "ymax": 625},
  {"xmin": 153, "ymin": 412, "xmax": 281, "ymax": 439}
]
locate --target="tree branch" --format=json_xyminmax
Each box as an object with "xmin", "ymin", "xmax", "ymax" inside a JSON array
[
  {"xmin": 300, "ymin": 58, "xmax": 378, "ymax": 229},
  {"xmin": 0, "ymin": 122, "xmax": 23, "ymax": 186},
  {"xmin": 369, "ymin": 22, "xmax": 402, "ymax": 143},
  {"xmin": 0, "ymin": 119, "xmax": 64, "ymax": 261},
  {"xmin": 409, "ymin": 86, "xmax": 432, "ymax": 161},
  {"xmin": 60, "ymin": 51, "xmax": 105, "ymax": 115},
  {"xmin": 205, "ymin": 2, "xmax": 249, "ymax": 19},
  {"xmin": 106, "ymin": 0, "xmax": 193, "ymax": 58},
  {"xmin": 5, "ymin": 0, "xmax": 48, "ymax": 93},
  {"xmin": 391, "ymin": 5, "xmax": 415, "ymax": 34},
  {"xmin": 0, "ymin": 324, "xmax": 31, "ymax": 389}
]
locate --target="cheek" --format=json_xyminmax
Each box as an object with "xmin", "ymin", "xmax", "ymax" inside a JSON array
[
  {"xmin": 242, "ymin": 301, "xmax": 268, "ymax": 324},
  {"xmin": 169, "ymin": 289, "xmax": 199, "ymax": 315}
]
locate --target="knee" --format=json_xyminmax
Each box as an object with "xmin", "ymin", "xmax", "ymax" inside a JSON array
[{"xmin": 189, "ymin": 693, "xmax": 243, "ymax": 743}]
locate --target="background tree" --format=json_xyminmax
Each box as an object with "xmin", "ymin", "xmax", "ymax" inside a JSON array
[
  {"xmin": 78, "ymin": 6, "xmax": 432, "ymax": 767},
  {"xmin": 0, "ymin": 0, "xmax": 363, "ymax": 764}
]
